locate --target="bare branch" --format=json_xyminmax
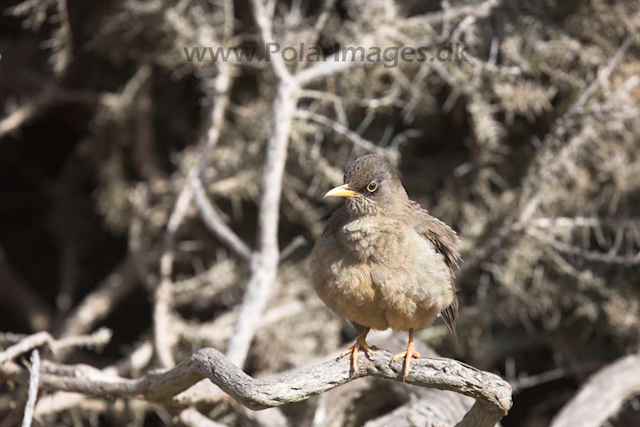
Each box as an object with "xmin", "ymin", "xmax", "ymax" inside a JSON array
[
  {"xmin": 571, "ymin": 35, "xmax": 634, "ymax": 113},
  {"xmin": 178, "ymin": 408, "xmax": 226, "ymax": 427},
  {"xmin": 458, "ymin": 31, "xmax": 636, "ymax": 283},
  {"xmin": 0, "ymin": 94, "xmax": 52, "ymax": 139},
  {"xmin": 191, "ymin": 175, "xmax": 252, "ymax": 261},
  {"xmin": 551, "ymin": 351, "xmax": 640, "ymax": 427},
  {"xmin": 21, "ymin": 350, "xmax": 40, "ymax": 427},
  {"xmin": 531, "ymin": 217, "xmax": 640, "ymax": 230},
  {"xmin": 34, "ymin": 341, "xmax": 153, "ymax": 417},
  {"xmin": 56, "ymin": 256, "xmax": 138, "ymax": 339},
  {"xmin": 0, "ymin": 329, "xmax": 111, "ymax": 365},
  {"xmin": 225, "ymin": 79, "xmax": 298, "ymax": 367},
  {"xmin": 280, "ymin": 236, "xmax": 307, "ymax": 261},
  {"xmin": 155, "ymin": 60, "xmax": 235, "ymax": 368},
  {"xmin": 250, "ymin": 0, "xmax": 293, "ymax": 82},
  {"xmin": 173, "ymin": 258, "xmax": 239, "ymax": 307},
  {"xmin": 0, "ymin": 347, "xmax": 511, "ymax": 427},
  {"xmin": 0, "ymin": 85, "xmax": 95, "ymax": 140},
  {"xmin": 179, "ymin": 300, "xmax": 307, "ymax": 349},
  {"xmin": 527, "ymin": 228, "xmax": 640, "ymax": 265},
  {"xmin": 155, "ymin": 182, "xmax": 194, "ymax": 368},
  {"xmin": 224, "ymin": 0, "xmax": 301, "ymax": 366},
  {"xmin": 307, "ymin": 0, "xmax": 336, "ymax": 46},
  {"xmin": 294, "ymin": 110, "xmax": 397, "ymax": 161},
  {"xmin": 295, "ymin": 38, "xmax": 374, "ymax": 86}
]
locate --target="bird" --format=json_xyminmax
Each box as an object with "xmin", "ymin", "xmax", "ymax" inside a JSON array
[{"xmin": 310, "ymin": 154, "xmax": 461, "ymax": 380}]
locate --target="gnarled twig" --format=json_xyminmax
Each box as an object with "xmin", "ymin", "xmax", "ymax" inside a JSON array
[{"xmin": 1, "ymin": 347, "xmax": 512, "ymax": 427}]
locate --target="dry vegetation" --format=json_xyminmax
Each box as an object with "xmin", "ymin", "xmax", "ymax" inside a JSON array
[{"xmin": 0, "ymin": 0, "xmax": 639, "ymax": 426}]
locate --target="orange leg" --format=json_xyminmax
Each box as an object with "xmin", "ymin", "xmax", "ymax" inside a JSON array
[
  {"xmin": 391, "ymin": 328, "xmax": 421, "ymax": 381},
  {"xmin": 337, "ymin": 328, "xmax": 375, "ymax": 373}
]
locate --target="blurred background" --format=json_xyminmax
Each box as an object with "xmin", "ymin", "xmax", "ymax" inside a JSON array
[{"xmin": 0, "ymin": 0, "xmax": 639, "ymax": 426}]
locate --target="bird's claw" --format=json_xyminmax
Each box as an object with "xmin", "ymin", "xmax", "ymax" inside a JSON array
[
  {"xmin": 338, "ymin": 335, "xmax": 375, "ymax": 374},
  {"xmin": 391, "ymin": 342, "xmax": 420, "ymax": 381}
]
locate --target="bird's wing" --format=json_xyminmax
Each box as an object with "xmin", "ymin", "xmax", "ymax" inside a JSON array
[
  {"xmin": 407, "ymin": 200, "xmax": 461, "ymax": 340},
  {"xmin": 321, "ymin": 206, "xmax": 350, "ymax": 238}
]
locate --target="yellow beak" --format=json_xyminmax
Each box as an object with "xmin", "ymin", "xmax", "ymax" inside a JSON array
[{"xmin": 324, "ymin": 184, "xmax": 357, "ymax": 198}]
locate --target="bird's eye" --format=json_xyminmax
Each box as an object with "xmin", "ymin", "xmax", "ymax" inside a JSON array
[{"xmin": 367, "ymin": 181, "xmax": 378, "ymax": 192}]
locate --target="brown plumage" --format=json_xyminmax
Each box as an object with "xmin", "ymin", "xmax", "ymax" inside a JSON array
[{"xmin": 310, "ymin": 154, "xmax": 461, "ymax": 379}]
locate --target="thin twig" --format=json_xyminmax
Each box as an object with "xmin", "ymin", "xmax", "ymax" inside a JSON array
[
  {"xmin": 34, "ymin": 341, "xmax": 153, "ymax": 417},
  {"xmin": 295, "ymin": 38, "xmax": 374, "ymax": 86},
  {"xmin": 155, "ymin": 183, "xmax": 193, "ymax": 368},
  {"xmin": 21, "ymin": 350, "xmax": 40, "ymax": 427},
  {"xmin": 571, "ymin": 35, "xmax": 634, "ymax": 113},
  {"xmin": 293, "ymin": 110, "xmax": 397, "ymax": 161},
  {"xmin": 250, "ymin": 0, "xmax": 293, "ymax": 82},
  {"xmin": 191, "ymin": 175, "xmax": 252, "ymax": 261},
  {"xmin": 531, "ymin": 217, "xmax": 640, "ymax": 230},
  {"xmin": 527, "ymin": 228, "xmax": 640, "ymax": 265},
  {"xmin": 178, "ymin": 408, "xmax": 226, "ymax": 427},
  {"xmin": 56, "ymin": 256, "xmax": 138, "ymax": 339},
  {"xmin": 0, "ymin": 85, "xmax": 96, "ymax": 140},
  {"xmin": 0, "ymin": 329, "xmax": 112, "ymax": 365}
]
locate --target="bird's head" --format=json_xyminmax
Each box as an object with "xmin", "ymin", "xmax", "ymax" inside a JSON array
[{"xmin": 324, "ymin": 154, "xmax": 407, "ymax": 216}]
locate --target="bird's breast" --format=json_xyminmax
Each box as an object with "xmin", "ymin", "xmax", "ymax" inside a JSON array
[
  {"xmin": 339, "ymin": 216, "xmax": 399, "ymax": 261},
  {"xmin": 310, "ymin": 216, "xmax": 454, "ymax": 331}
]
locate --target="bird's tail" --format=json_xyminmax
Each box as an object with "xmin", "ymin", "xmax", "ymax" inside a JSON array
[{"xmin": 441, "ymin": 296, "xmax": 458, "ymax": 342}]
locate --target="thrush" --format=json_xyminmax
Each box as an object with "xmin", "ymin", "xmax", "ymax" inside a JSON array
[{"xmin": 310, "ymin": 154, "xmax": 460, "ymax": 380}]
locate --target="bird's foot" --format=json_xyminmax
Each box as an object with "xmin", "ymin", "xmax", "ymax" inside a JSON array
[
  {"xmin": 391, "ymin": 341, "xmax": 421, "ymax": 381},
  {"xmin": 337, "ymin": 334, "xmax": 375, "ymax": 374}
]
